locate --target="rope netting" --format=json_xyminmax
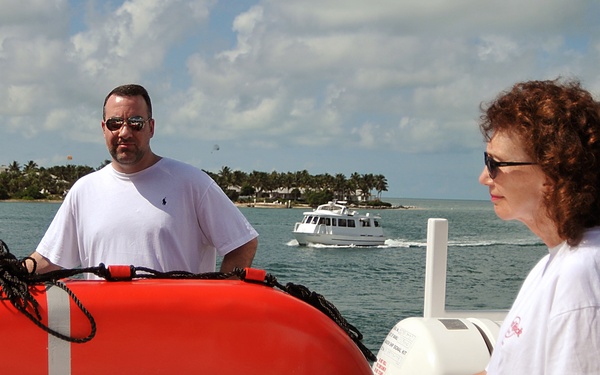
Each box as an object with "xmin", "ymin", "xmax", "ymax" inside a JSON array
[{"xmin": 0, "ymin": 239, "xmax": 376, "ymax": 361}]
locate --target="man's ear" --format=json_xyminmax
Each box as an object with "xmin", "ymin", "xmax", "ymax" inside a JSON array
[{"xmin": 149, "ymin": 118, "xmax": 155, "ymax": 138}]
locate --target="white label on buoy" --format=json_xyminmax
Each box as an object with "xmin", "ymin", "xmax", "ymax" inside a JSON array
[{"xmin": 373, "ymin": 325, "xmax": 416, "ymax": 374}]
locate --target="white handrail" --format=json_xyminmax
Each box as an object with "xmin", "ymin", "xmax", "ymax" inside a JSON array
[
  {"xmin": 423, "ymin": 218, "xmax": 507, "ymax": 321},
  {"xmin": 423, "ymin": 218, "xmax": 449, "ymax": 318}
]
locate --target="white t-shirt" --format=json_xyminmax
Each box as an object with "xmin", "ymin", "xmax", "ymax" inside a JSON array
[
  {"xmin": 486, "ymin": 228, "xmax": 600, "ymax": 374},
  {"xmin": 36, "ymin": 158, "xmax": 258, "ymax": 276}
]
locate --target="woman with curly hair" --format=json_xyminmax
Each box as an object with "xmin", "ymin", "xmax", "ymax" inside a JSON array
[{"xmin": 476, "ymin": 79, "xmax": 600, "ymax": 374}]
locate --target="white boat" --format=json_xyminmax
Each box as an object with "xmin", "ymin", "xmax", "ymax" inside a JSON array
[{"xmin": 293, "ymin": 200, "xmax": 385, "ymax": 246}]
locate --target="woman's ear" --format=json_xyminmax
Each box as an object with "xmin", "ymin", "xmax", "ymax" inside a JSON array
[{"xmin": 542, "ymin": 176, "xmax": 554, "ymax": 191}]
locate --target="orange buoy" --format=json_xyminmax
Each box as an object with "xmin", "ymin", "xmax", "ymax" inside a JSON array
[{"xmin": 2, "ymin": 278, "xmax": 372, "ymax": 374}]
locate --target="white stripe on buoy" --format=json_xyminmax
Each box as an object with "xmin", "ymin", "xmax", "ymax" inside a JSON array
[{"xmin": 46, "ymin": 283, "xmax": 71, "ymax": 375}]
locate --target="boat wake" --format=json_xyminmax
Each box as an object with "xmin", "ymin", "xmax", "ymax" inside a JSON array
[
  {"xmin": 286, "ymin": 238, "xmax": 423, "ymax": 249},
  {"xmin": 448, "ymin": 237, "xmax": 542, "ymax": 247},
  {"xmin": 286, "ymin": 237, "xmax": 542, "ymax": 249}
]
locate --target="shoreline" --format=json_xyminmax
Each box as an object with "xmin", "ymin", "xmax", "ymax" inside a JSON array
[
  {"xmin": 234, "ymin": 202, "xmax": 419, "ymax": 210},
  {"xmin": 1, "ymin": 199, "xmax": 419, "ymax": 210},
  {"xmin": 1, "ymin": 199, "xmax": 63, "ymax": 204}
]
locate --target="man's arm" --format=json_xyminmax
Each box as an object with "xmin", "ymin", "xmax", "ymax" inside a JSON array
[
  {"xmin": 219, "ymin": 237, "xmax": 258, "ymax": 273},
  {"xmin": 25, "ymin": 251, "xmax": 62, "ymax": 274}
]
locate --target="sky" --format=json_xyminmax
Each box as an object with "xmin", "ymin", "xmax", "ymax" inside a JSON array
[{"xmin": 1, "ymin": 0, "xmax": 599, "ymax": 200}]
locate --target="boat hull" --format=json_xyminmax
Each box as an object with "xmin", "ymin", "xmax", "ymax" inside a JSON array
[
  {"xmin": 3, "ymin": 279, "xmax": 372, "ymax": 374},
  {"xmin": 294, "ymin": 232, "xmax": 385, "ymax": 246}
]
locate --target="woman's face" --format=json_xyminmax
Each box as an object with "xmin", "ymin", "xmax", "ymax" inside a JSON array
[{"xmin": 479, "ymin": 131, "xmax": 549, "ymax": 227}]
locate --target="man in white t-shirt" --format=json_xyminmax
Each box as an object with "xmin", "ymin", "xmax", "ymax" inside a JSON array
[{"xmin": 28, "ymin": 84, "xmax": 258, "ymax": 276}]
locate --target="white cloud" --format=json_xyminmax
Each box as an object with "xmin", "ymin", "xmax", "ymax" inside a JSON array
[
  {"xmin": 476, "ymin": 36, "xmax": 520, "ymax": 63},
  {"xmin": 0, "ymin": 0, "xmax": 213, "ymax": 139},
  {"xmin": 70, "ymin": 0, "xmax": 212, "ymax": 79},
  {"xmin": 2, "ymin": 0, "xmax": 600, "ymax": 198},
  {"xmin": 219, "ymin": 5, "xmax": 264, "ymax": 62}
]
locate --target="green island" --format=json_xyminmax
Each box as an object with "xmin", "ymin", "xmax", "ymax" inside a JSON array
[{"xmin": 0, "ymin": 160, "xmax": 393, "ymax": 208}]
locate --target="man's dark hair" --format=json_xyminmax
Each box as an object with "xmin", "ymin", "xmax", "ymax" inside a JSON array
[{"xmin": 103, "ymin": 84, "xmax": 152, "ymax": 119}]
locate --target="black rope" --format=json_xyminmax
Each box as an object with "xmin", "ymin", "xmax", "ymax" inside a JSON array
[
  {"xmin": 0, "ymin": 240, "xmax": 96, "ymax": 343},
  {"xmin": 0, "ymin": 240, "xmax": 375, "ymax": 361},
  {"xmin": 27, "ymin": 264, "xmax": 238, "ymax": 282},
  {"xmin": 244, "ymin": 269, "xmax": 377, "ymax": 361}
]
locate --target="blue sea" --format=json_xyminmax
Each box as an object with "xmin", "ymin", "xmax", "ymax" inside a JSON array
[{"xmin": 0, "ymin": 198, "xmax": 547, "ymax": 354}]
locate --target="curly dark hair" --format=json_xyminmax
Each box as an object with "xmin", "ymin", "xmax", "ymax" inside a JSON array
[
  {"xmin": 480, "ymin": 79, "xmax": 600, "ymax": 246},
  {"xmin": 102, "ymin": 84, "xmax": 152, "ymax": 120}
]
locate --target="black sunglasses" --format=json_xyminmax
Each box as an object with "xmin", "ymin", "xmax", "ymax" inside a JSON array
[
  {"xmin": 484, "ymin": 152, "xmax": 536, "ymax": 179},
  {"xmin": 104, "ymin": 116, "xmax": 150, "ymax": 132}
]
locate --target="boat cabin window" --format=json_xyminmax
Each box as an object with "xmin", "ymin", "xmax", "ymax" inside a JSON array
[
  {"xmin": 319, "ymin": 217, "xmax": 326, "ymax": 225},
  {"xmin": 347, "ymin": 219, "xmax": 356, "ymax": 228},
  {"xmin": 325, "ymin": 218, "xmax": 331, "ymax": 226},
  {"xmin": 360, "ymin": 218, "xmax": 371, "ymax": 227},
  {"xmin": 304, "ymin": 215, "xmax": 313, "ymax": 224},
  {"xmin": 331, "ymin": 218, "xmax": 337, "ymax": 226},
  {"xmin": 312, "ymin": 216, "xmax": 319, "ymax": 224},
  {"xmin": 338, "ymin": 219, "xmax": 347, "ymax": 227},
  {"xmin": 374, "ymin": 220, "xmax": 380, "ymax": 227}
]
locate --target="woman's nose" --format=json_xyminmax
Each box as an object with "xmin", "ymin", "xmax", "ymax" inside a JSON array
[{"xmin": 478, "ymin": 167, "xmax": 492, "ymax": 186}]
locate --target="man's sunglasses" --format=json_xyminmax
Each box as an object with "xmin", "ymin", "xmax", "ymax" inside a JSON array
[
  {"xmin": 484, "ymin": 152, "xmax": 536, "ymax": 179},
  {"xmin": 104, "ymin": 116, "xmax": 150, "ymax": 132}
]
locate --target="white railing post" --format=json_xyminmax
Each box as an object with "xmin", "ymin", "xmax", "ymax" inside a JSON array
[
  {"xmin": 422, "ymin": 217, "xmax": 507, "ymax": 322},
  {"xmin": 423, "ymin": 218, "xmax": 449, "ymax": 318}
]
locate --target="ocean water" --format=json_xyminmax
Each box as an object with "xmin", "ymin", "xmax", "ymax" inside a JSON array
[{"xmin": 0, "ymin": 198, "xmax": 547, "ymax": 354}]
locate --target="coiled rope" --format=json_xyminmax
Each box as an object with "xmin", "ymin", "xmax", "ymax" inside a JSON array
[
  {"xmin": 0, "ymin": 240, "xmax": 96, "ymax": 343},
  {"xmin": 0, "ymin": 239, "xmax": 375, "ymax": 361}
]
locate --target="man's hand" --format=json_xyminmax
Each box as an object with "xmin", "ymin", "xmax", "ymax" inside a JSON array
[{"xmin": 25, "ymin": 252, "xmax": 62, "ymax": 274}]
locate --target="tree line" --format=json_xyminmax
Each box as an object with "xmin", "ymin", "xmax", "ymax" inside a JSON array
[
  {"xmin": 0, "ymin": 161, "xmax": 389, "ymax": 206},
  {"xmin": 0, "ymin": 161, "xmax": 97, "ymax": 200}
]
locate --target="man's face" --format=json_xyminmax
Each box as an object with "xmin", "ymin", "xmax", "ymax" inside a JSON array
[{"xmin": 102, "ymin": 94, "xmax": 155, "ymax": 173}]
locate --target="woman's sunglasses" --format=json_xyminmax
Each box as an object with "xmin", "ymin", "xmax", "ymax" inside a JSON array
[{"xmin": 484, "ymin": 152, "xmax": 536, "ymax": 179}]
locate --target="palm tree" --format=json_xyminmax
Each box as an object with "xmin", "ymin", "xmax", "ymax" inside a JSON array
[
  {"xmin": 294, "ymin": 170, "xmax": 311, "ymax": 196},
  {"xmin": 349, "ymin": 172, "xmax": 361, "ymax": 201},
  {"xmin": 0, "ymin": 173, "xmax": 9, "ymax": 199},
  {"xmin": 217, "ymin": 166, "xmax": 233, "ymax": 190},
  {"xmin": 232, "ymin": 170, "xmax": 248, "ymax": 191},
  {"xmin": 280, "ymin": 172, "xmax": 295, "ymax": 197},
  {"xmin": 360, "ymin": 173, "xmax": 375, "ymax": 201},
  {"xmin": 374, "ymin": 174, "xmax": 388, "ymax": 200},
  {"xmin": 23, "ymin": 161, "xmax": 38, "ymax": 175},
  {"xmin": 264, "ymin": 171, "xmax": 279, "ymax": 198},
  {"xmin": 8, "ymin": 161, "xmax": 20, "ymax": 174},
  {"xmin": 333, "ymin": 173, "xmax": 347, "ymax": 200},
  {"xmin": 248, "ymin": 170, "xmax": 269, "ymax": 198},
  {"xmin": 320, "ymin": 173, "xmax": 335, "ymax": 193}
]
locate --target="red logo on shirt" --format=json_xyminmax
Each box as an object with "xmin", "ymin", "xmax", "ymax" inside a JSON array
[{"xmin": 505, "ymin": 316, "xmax": 523, "ymax": 338}]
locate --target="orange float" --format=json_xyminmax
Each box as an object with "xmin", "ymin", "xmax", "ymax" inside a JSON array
[{"xmin": 1, "ymin": 268, "xmax": 373, "ymax": 375}]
